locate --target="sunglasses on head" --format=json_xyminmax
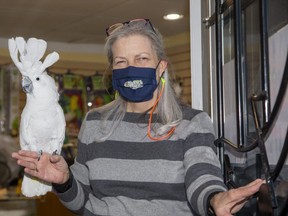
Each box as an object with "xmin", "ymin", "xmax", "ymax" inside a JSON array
[{"xmin": 105, "ymin": 18, "xmax": 156, "ymax": 36}]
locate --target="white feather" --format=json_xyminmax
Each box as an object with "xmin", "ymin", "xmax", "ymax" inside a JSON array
[{"xmin": 8, "ymin": 37, "xmax": 65, "ymax": 197}]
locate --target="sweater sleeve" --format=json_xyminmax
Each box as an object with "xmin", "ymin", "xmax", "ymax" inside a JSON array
[
  {"xmin": 183, "ymin": 112, "xmax": 227, "ymax": 215},
  {"xmin": 53, "ymin": 114, "xmax": 93, "ymax": 215}
]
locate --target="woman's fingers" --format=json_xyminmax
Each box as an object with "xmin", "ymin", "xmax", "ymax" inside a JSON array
[
  {"xmin": 244, "ymin": 178, "xmax": 264, "ymax": 187},
  {"xmin": 225, "ymin": 179, "xmax": 263, "ymax": 203},
  {"xmin": 12, "ymin": 150, "xmax": 40, "ymax": 172},
  {"xmin": 235, "ymin": 179, "xmax": 264, "ymax": 198},
  {"xmin": 24, "ymin": 166, "xmax": 43, "ymax": 179},
  {"xmin": 12, "ymin": 152, "xmax": 37, "ymax": 170},
  {"xmin": 16, "ymin": 158, "xmax": 36, "ymax": 170},
  {"xmin": 18, "ymin": 150, "xmax": 39, "ymax": 159},
  {"xmin": 12, "ymin": 150, "xmax": 51, "ymax": 176},
  {"xmin": 12, "ymin": 150, "xmax": 38, "ymax": 163}
]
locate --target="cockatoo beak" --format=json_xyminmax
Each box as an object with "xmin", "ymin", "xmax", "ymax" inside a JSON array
[{"xmin": 22, "ymin": 76, "xmax": 33, "ymax": 93}]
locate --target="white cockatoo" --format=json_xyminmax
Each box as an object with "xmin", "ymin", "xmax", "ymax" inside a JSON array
[{"xmin": 8, "ymin": 37, "xmax": 66, "ymax": 197}]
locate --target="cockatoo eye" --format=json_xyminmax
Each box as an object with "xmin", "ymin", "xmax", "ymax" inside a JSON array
[{"xmin": 36, "ymin": 77, "xmax": 40, "ymax": 81}]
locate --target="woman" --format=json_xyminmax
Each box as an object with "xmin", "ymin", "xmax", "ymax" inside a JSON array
[{"xmin": 12, "ymin": 19, "xmax": 263, "ymax": 216}]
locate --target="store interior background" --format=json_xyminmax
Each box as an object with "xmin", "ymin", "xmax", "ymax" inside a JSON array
[
  {"xmin": 0, "ymin": 0, "xmax": 191, "ymax": 215},
  {"xmin": 0, "ymin": 0, "xmax": 288, "ymax": 215}
]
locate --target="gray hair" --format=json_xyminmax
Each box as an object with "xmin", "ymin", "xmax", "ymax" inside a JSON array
[{"xmin": 94, "ymin": 20, "xmax": 183, "ymax": 142}]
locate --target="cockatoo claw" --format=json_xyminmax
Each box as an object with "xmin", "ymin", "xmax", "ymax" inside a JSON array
[{"xmin": 37, "ymin": 150, "xmax": 43, "ymax": 161}]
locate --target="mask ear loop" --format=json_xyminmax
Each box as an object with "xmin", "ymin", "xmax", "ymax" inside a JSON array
[
  {"xmin": 147, "ymin": 77, "xmax": 176, "ymax": 141},
  {"xmin": 114, "ymin": 90, "xmax": 119, "ymax": 99}
]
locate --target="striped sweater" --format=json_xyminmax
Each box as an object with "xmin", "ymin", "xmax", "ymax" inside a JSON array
[{"xmin": 55, "ymin": 106, "xmax": 227, "ymax": 216}]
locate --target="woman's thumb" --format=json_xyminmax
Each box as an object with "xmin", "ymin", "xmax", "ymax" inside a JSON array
[{"xmin": 49, "ymin": 154, "xmax": 62, "ymax": 163}]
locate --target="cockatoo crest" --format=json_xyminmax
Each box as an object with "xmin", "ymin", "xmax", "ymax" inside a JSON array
[{"xmin": 8, "ymin": 37, "xmax": 59, "ymax": 77}]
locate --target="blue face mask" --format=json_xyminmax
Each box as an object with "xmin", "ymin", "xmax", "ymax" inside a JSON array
[{"xmin": 112, "ymin": 65, "xmax": 158, "ymax": 102}]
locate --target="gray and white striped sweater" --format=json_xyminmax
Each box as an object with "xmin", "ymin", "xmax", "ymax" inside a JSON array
[{"xmin": 55, "ymin": 106, "xmax": 227, "ymax": 216}]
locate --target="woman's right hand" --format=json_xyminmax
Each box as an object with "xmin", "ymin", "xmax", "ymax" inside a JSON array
[{"xmin": 12, "ymin": 150, "xmax": 70, "ymax": 184}]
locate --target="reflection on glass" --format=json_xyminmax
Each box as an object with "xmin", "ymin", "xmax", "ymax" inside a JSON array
[{"xmin": 244, "ymin": 0, "xmax": 263, "ymax": 140}]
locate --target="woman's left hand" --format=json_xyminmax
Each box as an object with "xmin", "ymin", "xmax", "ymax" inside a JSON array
[{"xmin": 210, "ymin": 178, "xmax": 264, "ymax": 216}]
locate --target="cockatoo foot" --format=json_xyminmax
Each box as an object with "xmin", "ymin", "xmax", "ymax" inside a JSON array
[
  {"xmin": 52, "ymin": 150, "xmax": 58, "ymax": 155},
  {"xmin": 37, "ymin": 150, "xmax": 43, "ymax": 161}
]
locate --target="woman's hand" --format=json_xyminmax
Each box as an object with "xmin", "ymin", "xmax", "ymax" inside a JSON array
[
  {"xmin": 210, "ymin": 178, "xmax": 264, "ymax": 216},
  {"xmin": 12, "ymin": 150, "xmax": 69, "ymax": 184}
]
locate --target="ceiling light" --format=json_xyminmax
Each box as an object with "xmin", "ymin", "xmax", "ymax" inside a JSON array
[{"xmin": 163, "ymin": 13, "xmax": 184, "ymax": 20}]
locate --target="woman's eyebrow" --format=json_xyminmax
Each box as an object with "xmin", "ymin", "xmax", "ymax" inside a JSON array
[
  {"xmin": 113, "ymin": 56, "xmax": 127, "ymax": 61},
  {"xmin": 135, "ymin": 52, "xmax": 151, "ymax": 57}
]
